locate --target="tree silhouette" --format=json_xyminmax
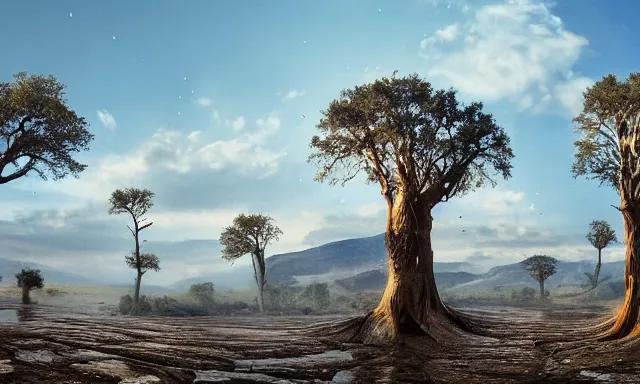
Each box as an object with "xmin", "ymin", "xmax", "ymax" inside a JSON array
[
  {"xmin": 15, "ymin": 268, "xmax": 44, "ymax": 304},
  {"xmin": 521, "ymin": 255, "xmax": 557, "ymax": 298},
  {"xmin": 585, "ymin": 220, "xmax": 617, "ymax": 288}
]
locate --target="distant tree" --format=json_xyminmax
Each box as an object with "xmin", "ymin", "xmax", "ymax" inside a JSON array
[
  {"xmin": 15, "ymin": 268, "xmax": 44, "ymax": 304},
  {"xmin": 571, "ymin": 72, "xmax": 640, "ymax": 339},
  {"xmin": 521, "ymin": 255, "xmax": 557, "ymax": 298},
  {"xmin": 300, "ymin": 282, "xmax": 331, "ymax": 310},
  {"xmin": 219, "ymin": 213, "xmax": 282, "ymax": 313},
  {"xmin": 108, "ymin": 188, "xmax": 159, "ymax": 315},
  {"xmin": 0, "ymin": 72, "xmax": 93, "ymax": 184},
  {"xmin": 188, "ymin": 282, "xmax": 215, "ymax": 307},
  {"xmin": 309, "ymin": 72, "xmax": 513, "ymax": 344},
  {"xmin": 585, "ymin": 220, "xmax": 617, "ymax": 288}
]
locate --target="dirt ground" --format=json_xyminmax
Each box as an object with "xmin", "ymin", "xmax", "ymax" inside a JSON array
[{"xmin": 1, "ymin": 302, "xmax": 639, "ymax": 383}]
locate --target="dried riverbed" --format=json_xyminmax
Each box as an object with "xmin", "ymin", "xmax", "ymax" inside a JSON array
[{"xmin": 1, "ymin": 303, "xmax": 639, "ymax": 383}]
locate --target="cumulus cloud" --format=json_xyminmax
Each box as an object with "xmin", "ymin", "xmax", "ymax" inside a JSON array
[
  {"xmin": 96, "ymin": 110, "xmax": 117, "ymax": 131},
  {"xmin": 419, "ymin": 0, "xmax": 592, "ymax": 116},
  {"xmin": 231, "ymin": 116, "xmax": 245, "ymax": 131},
  {"xmin": 280, "ymin": 90, "xmax": 306, "ymax": 102}
]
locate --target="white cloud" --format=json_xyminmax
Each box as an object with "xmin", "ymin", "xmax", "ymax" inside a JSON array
[
  {"xmin": 419, "ymin": 0, "xmax": 592, "ymax": 116},
  {"xmin": 96, "ymin": 110, "xmax": 117, "ymax": 131},
  {"xmin": 35, "ymin": 114, "xmax": 287, "ymax": 201},
  {"xmin": 453, "ymin": 188, "xmax": 525, "ymax": 216},
  {"xmin": 280, "ymin": 90, "xmax": 306, "ymax": 102},
  {"xmin": 231, "ymin": 116, "xmax": 246, "ymax": 131},
  {"xmin": 196, "ymin": 97, "xmax": 213, "ymax": 107}
]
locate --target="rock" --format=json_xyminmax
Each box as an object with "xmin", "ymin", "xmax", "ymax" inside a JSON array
[
  {"xmin": 71, "ymin": 359, "xmax": 135, "ymax": 379},
  {"xmin": 15, "ymin": 349, "xmax": 58, "ymax": 364},
  {"xmin": 578, "ymin": 370, "xmax": 613, "ymax": 381},
  {"xmin": 119, "ymin": 375, "xmax": 162, "ymax": 383},
  {"xmin": 0, "ymin": 359, "xmax": 14, "ymax": 374}
]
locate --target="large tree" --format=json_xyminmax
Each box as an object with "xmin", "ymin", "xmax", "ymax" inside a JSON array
[
  {"xmin": 572, "ymin": 72, "xmax": 640, "ymax": 340},
  {"xmin": 309, "ymin": 72, "xmax": 514, "ymax": 344},
  {"xmin": 0, "ymin": 72, "xmax": 93, "ymax": 184},
  {"xmin": 585, "ymin": 220, "xmax": 617, "ymax": 288},
  {"xmin": 521, "ymin": 255, "xmax": 557, "ymax": 297},
  {"xmin": 219, "ymin": 213, "xmax": 282, "ymax": 313},
  {"xmin": 108, "ymin": 188, "xmax": 158, "ymax": 315}
]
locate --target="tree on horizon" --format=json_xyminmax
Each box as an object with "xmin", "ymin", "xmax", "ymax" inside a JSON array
[
  {"xmin": 522, "ymin": 255, "xmax": 557, "ymax": 298},
  {"xmin": 585, "ymin": 220, "xmax": 617, "ymax": 288}
]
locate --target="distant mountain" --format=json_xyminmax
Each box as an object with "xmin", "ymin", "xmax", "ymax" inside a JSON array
[
  {"xmin": 335, "ymin": 270, "xmax": 480, "ymax": 292},
  {"xmin": 0, "ymin": 258, "xmax": 112, "ymax": 286},
  {"xmin": 265, "ymin": 233, "xmax": 484, "ymax": 286}
]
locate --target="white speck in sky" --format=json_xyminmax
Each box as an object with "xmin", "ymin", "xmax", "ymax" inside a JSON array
[
  {"xmin": 69, "ymin": 12, "xmax": 73, "ymax": 17},
  {"xmin": 299, "ymin": 178, "xmax": 303, "ymax": 183},
  {"xmin": 178, "ymin": 95, "xmax": 182, "ymax": 99},
  {"xmin": 300, "ymin": 114, "xmax": 306, "ymax": 119},
  {"xmin": 303, "ymin": 40, "xmax": 307, "ymax": 44},
  {"xmin": 378, "ymin": 8, "xmax": 382, "ymax": 12},
  {"xmin": 184, "ymin": 77, "xmax": 187, "ymax": 81},
  {"xmin": 191, "ymin": 90, "xmax": 195, "ymax": 94},
  {"xmin": 178, "ymin": 112, "xmax": 181, "ymax": 116},
  {"xmin": 112, "ymin": 36, "xmax": 116, "ymax": 40}
]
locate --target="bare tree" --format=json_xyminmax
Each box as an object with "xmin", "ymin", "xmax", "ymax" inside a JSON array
[
  {"xmin": 15, "ymin": 268, "xmax": 44, "ymax": 304},
  {"xmin": 309, "ymin": 72, "xmax": 513, "ymax": 344},
  {"xmin": 585, "ymin": 220, "xmax": 617, "ymax": 288},
  {"xmin": 572, "ymin": 72, "xmax": 640, "ymax": 340},
  {"xmin": 521, "ymin": 255, "xmax": 557, "ymax": 298},
  {"xmin": 108, "ymin": 188, "xmax": 158, "ymax": 315},
  {"xmin": 0, "ymin": 72, "xmax": 93, "ymax": 184},
  {"xmin": 219, "ymin": 213, "xmax": 282, "ymax": 313}
]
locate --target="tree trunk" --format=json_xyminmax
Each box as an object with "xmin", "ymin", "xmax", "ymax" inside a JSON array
[
  {"xmin": 600, "ymin": 201, "xmax": 640, "ymax": 340},
  {"xmin": 131, "ymin": 270, "xmax": 143, "ymax": 315},
  {"xmin": 21, "ymin": 286, "xmax": 30, "ymax": 305},
  {"xmin": 593, "ymin": 248, "xmax": 602, "ymax": 288},
  {"xmin": 539, "ymin": 280, "xmax": 545, "ymax": 298},
  {"xmin": 251, "ymin": 253, "xmax": 265, "ymax": 313},
  {"xmin": 353, "ymin": 191, "xmax": 450, "ymax": 345}
]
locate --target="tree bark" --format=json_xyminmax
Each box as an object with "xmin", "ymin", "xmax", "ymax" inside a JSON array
[
  {"xmin": 21, "ymin": 286, "xmax": 31, "ymax": 305},
  {"xmin": 539, "ymin": 280, "xmax": 545, "ymax": 298},
  {"xmin": 251, "ymin": 253, "xmax": 265, "ymax": 313},
  {"xmin": 593, "ymin": 248, "xmax": 602, "ymax": 288},
  {"xmin": 351, "ymin": 190, "xmax": 452, "ymax": 345},
  {"xmin": 131, "ymin": 224, "xmax": 142, "ymax": 315},
  {"xmin": 600, "ymin": 201, "xmax": 640, "ymax": 340}
]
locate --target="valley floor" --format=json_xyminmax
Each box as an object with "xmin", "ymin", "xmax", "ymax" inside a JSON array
[{"xmin": 0, "ymin": 303, "xmax": 639, "ymax": 383}]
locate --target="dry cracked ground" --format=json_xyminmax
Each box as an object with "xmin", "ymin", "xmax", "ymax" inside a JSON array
[{"xmin": 1, "ymin": 302, "xmax": 640, "ymax": 383}]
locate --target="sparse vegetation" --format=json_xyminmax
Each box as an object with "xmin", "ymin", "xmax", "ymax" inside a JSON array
[
  {"xmin": 585, "ymin": 220, "xmax": 617, "ymax": 288},
  {"xmin": 188, "ymin": 282, "xmax": 216, "ymax": 308},
  {"xmin": 15, "ymin": 268, "xmax": 44, "ymax": 304}
]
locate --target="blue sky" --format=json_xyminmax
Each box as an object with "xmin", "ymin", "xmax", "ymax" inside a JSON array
[{"xmin": 0, "ymin": 0, "xmax": 636, "ymax": 285}]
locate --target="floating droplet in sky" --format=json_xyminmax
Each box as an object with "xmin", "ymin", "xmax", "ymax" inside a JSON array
[
  {"xmin": 340, "ymin": 199, "xmax": 345, "ymax": 204},
  {"xmin": 184, "ymin": 77, "xmax": 187, "ymax": 81},
  {"xmin": 112, "ymin": 36, "xmax": 116, "ymax": 40},
  {"xmin": 69, "ymin": 12, "xmax": 73, "ymax": 17},
  {"xmin": 191, "ymin": 90, "xmax": 195, "ymax": 94},
  {"xmin": 300, "ymin": 114, "xmax": 306, "ymax": 119},
  {"xmin": 299, "ymin": 178, "xmax": 303, "ymax": 183},
  {"xmin": 178, "ymin": 95, "xmax": 182, "ymax": 99},
  {"xmin": 378, "ymin": 8, "xmax": 382, "ymax": 12},
  {"xmin": 303, "ymin": 40, "xmax": 307, "ymax": 44},
  {"xmin": 177, "ymin": 112, "xmax": 181, "ymax": 116}
]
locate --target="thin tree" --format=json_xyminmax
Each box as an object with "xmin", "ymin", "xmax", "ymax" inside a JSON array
[
  {"xmin": 521, "ymin": 255, "xmax": 557, "ymax": 298},
  {"xmin": 108, "ymin": 188, "xmax": 157, "ymax": 315},
  {"xmin": 585, "ymin": 220, "xmax": 617, "ymax": 288},
  {"xmin": 309, "ymin": 72, "xmax": 514, "ymax": 344},
  {"xmin": 0, "ymin": 72, "xmax": 93, "ymax": 184},
  {"xmin": 15, "ymin": 268, "xmax": 44, "ymax": 304},
  {"xmin": 572, "ymin": 72, "xmax": 640, "ymax": 340},
  {"xmin": 219, "ymin": 213, "xmax": 282, "ymax": 313}
]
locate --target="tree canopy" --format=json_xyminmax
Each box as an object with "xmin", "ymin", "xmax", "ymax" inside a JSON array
[
  {"xmin": 15, "ymin": 268, "xmax": 44, "ymax": 290},
  {"xmin": 108, "ymin": 188, "xmax": 155, "ymax": 225},
  {"xmin": 522, "ymin": 255, "xmax": 558, "ymax": 283},
  {"xmin": 0, "ymin": 72, "xmax": 93, "ymax": 184},
  {"xmin": 308, "ymin": 72, "xmax": 514, "ymax": 207},
  {"xmin": 586, "ymin": 220, "xmax": 618, "ymax": 250},
  {"xmin": 572, "ymin": 73, "xmax": 640, "ymax": 191},
  {"xmin": 125, "ymin": 251, "xmax": 160, "ymax": 274},
  {"xmin": 219, "ymin": 213, "xmax": 283, "ymax": 260}
]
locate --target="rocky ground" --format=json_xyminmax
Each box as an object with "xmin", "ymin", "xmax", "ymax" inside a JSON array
[{"xmin": 1, "ymin": 302, "xmax": 639, "ymax": 383}]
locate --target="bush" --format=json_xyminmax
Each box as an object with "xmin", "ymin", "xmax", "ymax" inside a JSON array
[
  {"xmin": 188, "ymin": 282, "xmax": 215, "ymax": 308},
  {"xmin": 264, "ymin": 284, "xmax": 298, "ymax": 309},
  {"xmin": 45, "ymin": 287, "xmax": 67, "ymax": 297},
  {"xmin": 521, "ymin": 287, "xmax": 536, "ymax": 300},
  {"xmin": 299, "ymin": 282, "xmax": 330, "ymax": 310}
]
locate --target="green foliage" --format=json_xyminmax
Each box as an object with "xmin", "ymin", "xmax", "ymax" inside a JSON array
[
  {"xmin": 188, "ymin": 282, "xmax": 215, "ymax": 307},
  {"xmin": 125, "ymin": 251, "xmax": 161, "ymax": 273},
  {"xmin": 521, "ymin": 255, "xmax": 558, "ymax": 284},
  {"xmin": 572, "ymin": 72, "xmax": 640, "ymax": 191},
  {"xmin": 263, "ymin": 284, "xmax": 297, "ymax": 309},
  {"xmin": 299, "ymin": 282, "xmax": 331, "ymax": 309},
  {"xmin": 108, "ymin": 188, "xmax": 155, "ymax": 221},
  {"xmin": 219, "ymin": 213, "xmax": 282, "ymax": 261},
  {"xmin": 0, "ymin": 72, "xmax": 94, "ymax": 184},
  {"xmin": 15, "ymin": 268, "xmax": 44, "ymax": 290},
  {"xmin": 586, "ymin": 220, "xmax": 617, "ymax": 249},
  {"xmin": 308, "ymin": 72, "xmax": 513, "ymax": 206}
]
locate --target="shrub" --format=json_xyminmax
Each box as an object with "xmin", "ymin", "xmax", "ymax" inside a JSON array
[
  {"xmin": 299, "ymin": 282, "xmax": 330, "ymax": 310},
  {"xmin": 188, "ymin": 282, "xmax": 215, "ymax": 308}
]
